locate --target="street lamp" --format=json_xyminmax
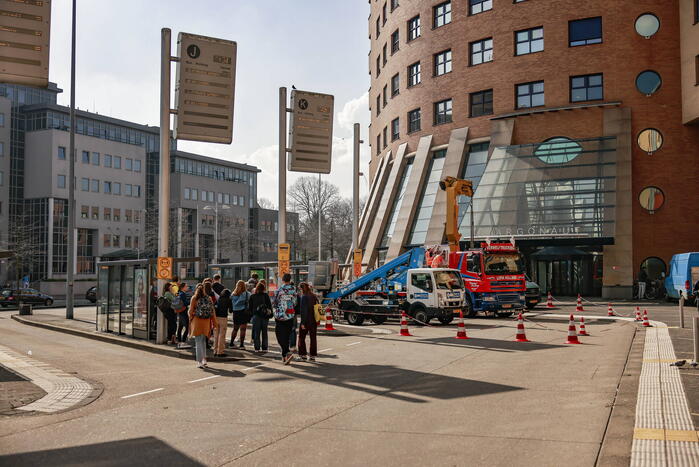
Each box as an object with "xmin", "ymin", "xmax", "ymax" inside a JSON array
[{"xmin": 202, "ymin": 200, "xmax": 230, "ymax": 264}]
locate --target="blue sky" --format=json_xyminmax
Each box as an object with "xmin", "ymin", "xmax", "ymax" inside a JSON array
[{"xmin": 48, "ymin": 0, "xmax": 371, "ymax": 202}]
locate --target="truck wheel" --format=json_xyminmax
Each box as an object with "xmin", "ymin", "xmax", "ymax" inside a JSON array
[
  {"xmin": 464, "ymin": 299, "xmax": 477, "ymax": 318},
  {"xmin": 344, "ymin": 311, "xmax": 365, "ymax": 326},
  {"xmin": 371, "ymin": 315, "xmax": 387, "ymax": 325},
  {"xmin": 437, "ymin": 315, "xmax": 454, "ymax": 325},
  {"xmin": 410, "ymin": 305, "xmax": 429, "ymax": 326}
]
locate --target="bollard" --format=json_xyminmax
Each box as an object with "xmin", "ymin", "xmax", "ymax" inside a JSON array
[
  {"xmin": 694, "ymin": 317, "xmax": 699, "ymax": 365},
  {"xmin": 679, "ymin": 294, "xmax": 685, "ymax": 329}
]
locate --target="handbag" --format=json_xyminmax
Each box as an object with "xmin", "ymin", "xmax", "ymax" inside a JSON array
[{"xmin": 314, "ymin": 303, "xmax": 323, "ymax": 323}]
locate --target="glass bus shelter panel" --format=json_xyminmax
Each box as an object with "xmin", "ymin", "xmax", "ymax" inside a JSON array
[
  {"xmin": 121, "ymin": 266, "xmax": 134, "ymax": 336},
  {"xmin": 107, "ymin": 266, "xmax": 122, "ymax": 333},
  {"xmin": 97, "ymin": 265, "xmax": 109, "ymax": 331},
  {"xmin": 133, "ymin": 267, "xmax": 149, "ymax": 339}
]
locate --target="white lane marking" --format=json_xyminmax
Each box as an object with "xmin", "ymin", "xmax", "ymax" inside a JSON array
[
  {"xmin": 121, "ymin": 388, "xmax": 164, "ymax": 399},
  {"xmin": 346, "ymin": 341, "xmax": 361, "ymax": 346},
  {"xmin": 243, "ymin": 364, "xmax": 265, "ymax": 371},
  {"xmin": 187, "ymin": 375, "xmax": 220, "ymax": 384},
  {"xmin": 319, "ymin": 348, "xmax": 332, "ymax": 352}
]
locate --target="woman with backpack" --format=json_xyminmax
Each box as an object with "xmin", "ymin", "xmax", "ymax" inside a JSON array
[
  {"xmin": 175, "ymin": 282, "xmax": 190, "ymax": 345},
  {"xmin": 229, "ymin": 280, "xmax": 251, "ymax": 350},
  {"xmin": 213, "ymin": 288, "xmax": 232, "ymax": 357},
  {"xmin": 273, "ymin": 273, "xmax": 297, "ymax": 364},
  {"xmin": 188, "ymin": 283, "xmax": 218, "ymax": 368},
  {"xmin": 249, "ymin": 282, "xmax": 273, "ymax": 353},
  {"xmin": 296, "ymin": 282, "xmax": 319, "ymax": 361},
  {"xmin": 161, "ymin": 283, "xmax": 178, "ymax": 345}
]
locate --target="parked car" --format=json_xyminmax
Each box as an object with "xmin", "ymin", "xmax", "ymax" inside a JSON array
[
  {"xmin": 664, "ymin": 252, "xmax": 699, "ymax": 304},
  {"xmin": 525, "ymin": 278, "xmax": 541, "ymax": 309},
  {"xmin": 85, "ymin": 286, "xmax": 97, "ymax": 303},
  {"xmin": 0, "ymin": 288, "xmax": 54, "ymax": 307}
]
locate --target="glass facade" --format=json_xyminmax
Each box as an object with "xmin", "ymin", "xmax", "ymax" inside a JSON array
[
  {"xmin": 408, "ymin": 150, "xmax": 446, "ymax": 245},
  {"xmin": 458, "ymin": 143, "xmax": 489, "ymax": 228},
  {"xmin": 460, "ymin": 136, "xmax": 616, "ymax": 240},
  {"xmin": 380, "ymin": 159, "xmax": 414, "ymax": 248}
]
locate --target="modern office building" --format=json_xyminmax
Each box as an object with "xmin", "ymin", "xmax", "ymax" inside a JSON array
[
  {"xmin": 361, "ymin": 0, "xmax": 699, "ymax": 297},
  {"xmin": 0, "ymin": 82, "xmax": 287, "ymax": 291},
  {"xmin": 249, "ymin": 207, "xmax": 300, "ymax": 262}
]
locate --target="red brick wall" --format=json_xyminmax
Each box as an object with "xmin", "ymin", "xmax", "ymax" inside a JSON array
[{"xmin": 368, "ymin": 0, "xmax": 699, "ymax": 275}]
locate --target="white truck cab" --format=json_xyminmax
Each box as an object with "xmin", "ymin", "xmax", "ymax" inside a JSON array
[{"xmin": 406, "ymin": 268, "xmax": 465, "ymax": 324}]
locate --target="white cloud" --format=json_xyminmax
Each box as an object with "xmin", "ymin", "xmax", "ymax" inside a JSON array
[{"xmin": 337, "ymin": 92, "xmax": 369, "ymax": 133}]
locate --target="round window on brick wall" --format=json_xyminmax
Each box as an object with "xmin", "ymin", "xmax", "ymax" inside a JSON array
[
  {"xmin": 639, "ymin": 186, "xmax": 665, "ymax": 213},
  {"xmin": 636, "ymin": 70, "xmax": 662, "ymax": 95},
  {"xmin": 635, "ymin": 13, "xmax": 660, "ymax": 38},
  {"xmin": 637, "ymin": 128, "xmax": 663, "ymax": 154}
]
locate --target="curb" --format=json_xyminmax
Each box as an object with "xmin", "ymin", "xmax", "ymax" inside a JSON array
[{"xmin": 10, "ymin": 314, "xmax": 255, "ymax": 363}]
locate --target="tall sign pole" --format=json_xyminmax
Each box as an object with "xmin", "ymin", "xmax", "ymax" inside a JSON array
[
  {"xmin": 278, "ymin": 87, "xmax": 287, "ymax": 247},
  {"xmin": 318, "ymin": 173, "xmax": 322, "ymax": 261},
  {"xmin": 66, "ymin": 0, "xmax": 76, "ymax": 319},
  {"xmin": 157, "ymin": 28, "xmax": 172, "ymax": 344},
  {"xmin": 352, "ymin": 123, "xmax": 360, "ymax": 280}
]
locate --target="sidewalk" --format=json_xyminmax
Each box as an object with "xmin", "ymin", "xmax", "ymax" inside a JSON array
[{"xmin": 10, "ymin": 307, "xmax": 362, "ymax": 363}]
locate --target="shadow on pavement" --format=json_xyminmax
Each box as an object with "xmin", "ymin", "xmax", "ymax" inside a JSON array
[
  {"xmin": 0, "ymin": 436, "xmax": 203, "ymax": 466},
  {"xmin": 252, "ymin": 361, "xmax": 522, "ymax": 403}
]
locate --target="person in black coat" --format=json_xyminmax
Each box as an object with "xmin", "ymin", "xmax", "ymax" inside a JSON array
[
  {"xmin": 296, "ymin": 282, "xmax": 319, "ymax": 361},
  {"xmin": 249, "ymin": 282, "xmax": 273, "ymax": 352}
]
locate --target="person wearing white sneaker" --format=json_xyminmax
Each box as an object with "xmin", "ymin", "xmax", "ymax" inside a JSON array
[{"xmin": 188, "ymin": 283, "xmax": 218, "ymax": 368}]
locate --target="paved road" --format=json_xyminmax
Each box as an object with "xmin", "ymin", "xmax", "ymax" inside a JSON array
[{"xmin": 0, "ymin": 308, "xmax": 637, "ymax": 466}]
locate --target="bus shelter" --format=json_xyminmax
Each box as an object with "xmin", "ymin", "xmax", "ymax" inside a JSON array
[{"xmin": 96, "ymin": 257, "xmax": 199, "ymax": 341}]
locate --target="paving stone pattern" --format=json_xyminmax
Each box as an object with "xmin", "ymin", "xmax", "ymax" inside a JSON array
[{"xmin": 0, "ymin": 345, "xmax": 97, "ymax": 414}]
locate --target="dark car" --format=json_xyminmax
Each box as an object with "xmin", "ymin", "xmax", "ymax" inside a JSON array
[
  {"xmin": 85, "ymin": 286, "xmax": 97, "ymax": 303},
  {"xmin": 0, "ymin": 288, "xmax": 54, "ymax": 307},
  {"xmin": 525, "ymin": 278, "xmax": 541, "ymax": 310}
]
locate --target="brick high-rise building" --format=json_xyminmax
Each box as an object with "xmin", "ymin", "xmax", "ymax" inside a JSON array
[{"xmin": 360, "ymin": 0, "xmax": 699, "ymax": 298}]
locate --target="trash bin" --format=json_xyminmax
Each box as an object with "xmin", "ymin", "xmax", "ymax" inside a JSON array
[{"xmin": 19, "ymin": 303, "xmax": 33, "ymax": 315}]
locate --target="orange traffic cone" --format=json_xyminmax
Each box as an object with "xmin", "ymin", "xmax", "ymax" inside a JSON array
[
  {"xmin": 634, "ymin": 306, "xmax": 642, "ymax": 321},
  {"xmin": 607, "ymin": 303, "xmax": 615, "ymax": 317},
  {"xmin": 576, "ymin": 294, "xmax": 584, "ymax": 312},
  {"xmin": 578, "ymin": 316, "xmax": 589, "ymax": 336},
  {"xmin": 546, "ymin": 291, "xmax": 555, "ymax": 309},
  {"xmin": 324, "ymin": 308, "xmax": 336, "ymax": 331},
  {"xmin": 399, "ymin": 311, "xmax": 413, "ymax": 336},
  {"xmin": 455, "ymin": 310, "xmax": 469, "ymax": 339},
  {"xmin": 515, "ymin": 313, "xmax": 529, "ymax": 342},
  {"xmin": 565, "ymin": 313, "xmax": 581, "ymax": 344},
  {"xmin": 642, "ymin": 310, "xmax": 652, "ymax": 327}
]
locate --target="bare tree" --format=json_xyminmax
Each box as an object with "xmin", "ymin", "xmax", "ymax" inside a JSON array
[
  {"xmin": 257, "ymin": 198, "xmax": 276, "ymax": 210},
  {"xmin": 4, "ymin": 220, "xmax": 45, "ymax": 285}
]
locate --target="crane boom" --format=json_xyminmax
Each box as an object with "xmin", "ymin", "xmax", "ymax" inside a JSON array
[{"xmin": 438, "ymin": 176, "xmax": 473, "ymax": 253}]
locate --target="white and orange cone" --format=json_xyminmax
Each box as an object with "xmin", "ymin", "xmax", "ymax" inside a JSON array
[
  {"xmin": 399, "ymin": 311, "xmax": 413, "ymax": 337},
  {"xmin": 455, "ymin": 310, "xmax": 469, "ymax": 340},
  {"xmin": 607, "ymin": 303, "xmax": 615, "ymax": 317},
  {"xmin": 324, "ymin": 308, "xmax": 336, "ymax": 331},
  {"xmin": 642, "ymin": 309, "xmax": 652, "ymax": 327},
  {"xmin": 566, "ymin": 313, "xmax": 581, "ymax": 344},
  {"xmin": 576, "ymin": 294, "xmax": 584, "ymax": 312},
  {"xmin": 515, "ymin": 313, "xmax": 529, "ymax": 342},
  {"xmin": 546, "ymin": 291, "xmax": 555, "ymax": 309},
  {"xmin": 578, "ymin": 316, "xmax": 589, "ymax": 336},
  {"xmin": 634, "ymin": 306, "xmax": 642, "ymax": 321}
]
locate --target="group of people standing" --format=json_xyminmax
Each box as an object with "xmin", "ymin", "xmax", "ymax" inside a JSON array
[{"xmin": 157, "ymin": 272, "xmax": 320, "ymax": 368}]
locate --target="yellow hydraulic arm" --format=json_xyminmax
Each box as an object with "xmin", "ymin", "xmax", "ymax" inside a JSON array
[{"xmin": 439, "ymin": 176, "xmax": 474, "ymax": 253}]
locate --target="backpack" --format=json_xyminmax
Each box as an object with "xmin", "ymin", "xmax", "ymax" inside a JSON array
[
  {"xmin": 156, "ymin": 296, "xmax": 171, "ymax": 311},
  {"xmin": 171, "ymin": 294, "xmax": 184, "ymax": 311},
  {"xmin": 256, "ymin": 302, "xmax": 273, "ymax": 319},
  {"xmin": 195, "ymin": 296, "xmax": 214, "ymax": 319},
  {"xmin": 274, "ymin": 286, "xmax": 296, "ymax": 320}
]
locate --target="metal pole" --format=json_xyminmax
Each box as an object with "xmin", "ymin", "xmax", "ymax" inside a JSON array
[
  {"xmin": 278, "ymin": 88, "xmax": 287, "ymax": 247},
  {"xmin": 214, "ymin": 201, "xmax": 218, "ymax": 264},
  {"xmin": 66, "ymin": 0, "xmax": 76, "ymax": 319},
  {"xmin": 352, "ymin": 123, "xmax": 360, "ymax": 279},
  {"xmin": 693, "ymin": 316, "xmax": 699, "ymax": 365},
  {"xmin": 470, "ymin": 203, "xmax": 475, "ymax": 249},
  {"xmin": 318, "ymin": 173, "xmax": 322, "ymax": 261},
  {"xmin": 156, "ymin": 28, "xmax": 172, "ymax": 344},
  {"xmin": 679, "ymin": 293, "xmax": 685, "ymax": 329}
]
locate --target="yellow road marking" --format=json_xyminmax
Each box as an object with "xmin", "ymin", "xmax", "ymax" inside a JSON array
[
  {"xmin": 643, "ymin": 359, "xmax": 679, "ymax": 363},
  {"xmin": 634, "ymin": 428, "xmax": 699, "ymax": 442}
]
